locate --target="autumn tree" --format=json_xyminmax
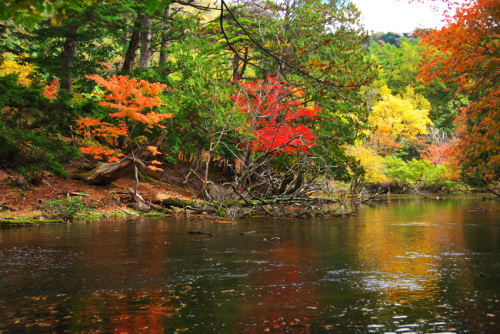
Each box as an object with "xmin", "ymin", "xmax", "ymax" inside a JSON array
[
  {"xmin": 346, "ymin": 143, "xmax": 388, "ymax": 193},
  {"xmin": 234, "ymin": 77, "xmax": 319, "ymax": 156},
  {"xmin": 195, "ymin": 77, "xmax": 333, "ymax": 217},
  {"xmin": 369, "ymin": 85, "xmax": 432, "ymax": 155},
  {"xmin": 367, "ymin": 34, "xmax": 464, "ymax": 132},
  {"xmin": 160, "ymin": 0, "xmax": 377, "ymax": 192},
  {"xmin": 417, "ymin": 0, "xmax": 500, "ymax": 189},
  {"xmin": 76, "ymin": 75, "xmax": 173, "ymax": 190}
]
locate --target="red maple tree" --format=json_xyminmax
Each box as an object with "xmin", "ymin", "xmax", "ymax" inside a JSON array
[
  {"xmin": 232, "ymin": 77, "xmax": 319, "ymax": 155},
  {"xmin": 417, "ymin": 0, "xmax": 500, "ymax": 182}
]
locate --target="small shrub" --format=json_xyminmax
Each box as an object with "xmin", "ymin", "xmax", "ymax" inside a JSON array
[
  {"xmin": 384, "ymin": 156, "xmax": 459, "ymax": 193},
  {"xmin": 41, "ymin": 198, "xmax": 89, "ymax": 221},
  {"xmin": 0, "ymin": 128, "xmax": 80, "ymax": 177}
]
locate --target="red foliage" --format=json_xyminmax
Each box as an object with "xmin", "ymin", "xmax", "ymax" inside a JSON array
[
  {"xmin": 418, "ymin": 0, "xmax": 500, "ymax": 181},
  {"xmin": 43, "ymin": 78, "xmax": 59, "ymax": 99},
  {"xmin": 420, "ymin": 143, "xmax": 452, "ymax": 166},
  {"xmin": 232, "ymin": 77, "xmax": 319, "ymax": 155}
]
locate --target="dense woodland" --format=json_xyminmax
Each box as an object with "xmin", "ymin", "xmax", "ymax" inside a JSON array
[{"xmin": 0, "ymin": 0, "xmax": 499, "ymax": 216}]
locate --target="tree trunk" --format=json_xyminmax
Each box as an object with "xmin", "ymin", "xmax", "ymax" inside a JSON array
[
  {"xmin": 198, "ymin": 151, "xmax": 211, "ymax": 198},
  {"xmin": 139, "ymin": 14, "xmax": 151, "ymax": 69},
  {"xmin": 233, "ymin": 48, "xmax": 248, "ymax": 80},
  {"xmin": 122, "ymin": 20, "xmax": 141, "ymax": 71},
  {"xmin": 159, "ymin": 5, "xmax": 171, "ymax": 64},
  {"xmin": 84, "ymin": 131, "xmax": 167, "ymax": 185},
  {"xmin": 60, "ymin": 25, "xmax": 79, "ymax": 93},
  {"xmin": 239, "ymin": 47, "xmax": 248, "ymax": 78},
  {"xmin": 232, "ymin": 53, "xmax": 240, "ymax": 80},
  {"xmin": 122, "ymin": 26, "xmax": 128, "ymax": 47}
]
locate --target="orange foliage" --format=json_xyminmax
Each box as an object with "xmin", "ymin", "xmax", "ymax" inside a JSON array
[
  {"xmin": 441, "ymin": 146, "xmax": 462, "ymax": 181},
  {"xmin": 147, "ymin": 146, "xmax": 160, "ymax": 155},
  {"xmin": 418, "ymin": 0, "xmax": 500, "ymax": 181},
  {"xmin": 369, "ymin": 131, "xmax": 401, "ymax": 156},
  {"xmin": 420, "ymin": 142, "xmax": 451, "ymax": 166},
  {"xmin": 43, "ymin": 78, "xmax": 59, "ymax": 99},
  {"xmin": 420, "ymin": 141, "xmax": 461, "ymax": 181},
  {"xmin": 85, "ymin": 74, "xmax": 172, "ymax": 128},
  {"xmin": 77, "ymin": 75, "xmax": 173, "ymax": 163}
]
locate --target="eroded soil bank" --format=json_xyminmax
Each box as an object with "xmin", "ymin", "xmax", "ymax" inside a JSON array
[{"xmin": 0, "ymin": 169, "xmax": 193, "ymax": 219}]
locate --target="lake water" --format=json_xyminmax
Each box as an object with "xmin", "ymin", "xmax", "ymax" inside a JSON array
[{"xmin": 1, "ymin": 196, "xmax": 499, "ymax": 333}]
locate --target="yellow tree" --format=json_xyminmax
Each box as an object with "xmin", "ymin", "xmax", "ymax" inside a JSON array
[
  {"xmin": 347, "ymin": 144, "xmax": 388, "ymax": 184},
  {"xmin": 369, "ymin": 85, "xmax": 432, "ymax": 154},
  {"xmin": 0, "ymin": 54, "xmax": 34, "ymax": 86}
]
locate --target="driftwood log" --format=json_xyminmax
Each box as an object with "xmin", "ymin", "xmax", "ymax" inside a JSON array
[
  {"xmin": 155, "ymin": 197, "xmax": 195, "ymax": 208},
  {"xmin": 84, "ymin": 131, "xmax": 167, "ymax": 185}
]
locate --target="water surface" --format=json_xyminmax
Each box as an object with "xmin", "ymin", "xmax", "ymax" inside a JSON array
[{"xmin": 1, "ymin": 196, "xmax": 500, "ymax": 333}]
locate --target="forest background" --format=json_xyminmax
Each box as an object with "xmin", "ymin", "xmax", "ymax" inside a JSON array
[{"xmin": 0, "ymin": 0, "xmax": 499, "ymax": 213}]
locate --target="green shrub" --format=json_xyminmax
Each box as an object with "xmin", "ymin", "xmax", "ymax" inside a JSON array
[
  {"xmin": 384, "ymin": 156, "xmax": 459, "ymax": 193},
  {"xmin": 0, "ymin": 128, "xmax": 80, "ymax": 177},
  {"xmin": 40, "ymin": 198, "xmax": 89, "ymax": 221},
  {"xmin": 0, "ymin": 74, "xmax": 81, "ymax": 177}
]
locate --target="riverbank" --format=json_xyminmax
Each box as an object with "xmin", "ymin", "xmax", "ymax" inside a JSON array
[
  {"xmin": 0, "ymin": 169, "xmax": 192, "ymax": 219},
  {"xmin": 1, "ymin": 167, "xmax": 497, "ymax": 223}
]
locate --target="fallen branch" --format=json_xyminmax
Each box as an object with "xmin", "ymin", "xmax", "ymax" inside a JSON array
[
  {"xmin": 149, "ymin": 203, "xmax": 174, "ymax": 214},
  {"xmin": 115, "ymin": 205, "xmax": 140, "ymax": 217},
  {"xmin": 127, "ymin": 202, "xmax": 151, "ymax": 212},
  {"xmin": 69, "ymin": 191, "xmax": 90, "ymax": 197},
  {"xmin": 185, "ymin": 205, "xmax": 216, "ymax": 214},
  {"xmin": 42, "ymin": 180, "xmax": 56, "ymax": 191},
  {"xmin": 129, "ymin": 187, "xmax": 145, "ymax": 202},
  {"xmin": 157, "ymin": 197, "xmax": 195, "ymax": 208},
  {"xmin": 84, "ymin": 131, "xmax": 167, "ymax": 185}
]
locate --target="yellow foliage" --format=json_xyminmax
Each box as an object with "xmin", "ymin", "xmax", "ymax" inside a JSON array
[
  {"xmin": 347, "ymin": 144, "xmax": 388, "ymax": 183},
  {"xmin": 378, "ymin": 84, "xmax": 392, "ymax": 97},
  {"xmin": 370, "ymin": 85, "xmax": 432, "ymax": 141},
  {"xmin": 0, "ymin": 54, "xmax": 34, "ymax": 86},
  {"xmin": 401, "ymin": 85, "xmax": 431, "ymax": 111}
]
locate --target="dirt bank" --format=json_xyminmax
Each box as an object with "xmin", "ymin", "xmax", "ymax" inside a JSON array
[{"xmin": 0, "ymin": 169, "xmax": 192, "ymax": 217}]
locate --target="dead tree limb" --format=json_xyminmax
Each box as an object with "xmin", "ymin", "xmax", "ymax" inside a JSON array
[
  {"xmin": 84, "ymin": 131, "xmax": 167, "ymax": 185},
  {"xmin": 115, "ymin": 205, "xmax": 140, "ymax": 217},
  {"xmin": 156, "ymin": 197, "xmax": 195, "ymax": 208},
  {"xmin": 149, "ymin": 203, "xmax": 174, "ymax": 214}
]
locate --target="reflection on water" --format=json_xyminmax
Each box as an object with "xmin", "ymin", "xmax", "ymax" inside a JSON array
[{"xmin": 0, "ymin": 196, "xmax": 499, "ymax": 333}]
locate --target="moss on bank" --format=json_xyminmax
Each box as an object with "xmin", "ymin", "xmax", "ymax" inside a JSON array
[{"xmin": 1, "ymin": 219, "xmax": 62, "ymax": 225}]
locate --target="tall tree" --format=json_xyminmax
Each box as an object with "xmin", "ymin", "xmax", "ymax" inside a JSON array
[
  {"xmin": 14, "ymin": 1, "xmax": 130, "ymax": 92},
  {"xmin": 213, "ymin": 0, "xmax": 378, "ymax": 180},
  {"xmin": 418, "ymin": 0, "xmax": 500, "ymax": 185},
  {"xmin": 122, "ymin": 18, "xmax": 142, "ymax": 71},
  {"xmin": 139, "ymin": 14, "xmax": 151, "ymax": 68}
]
